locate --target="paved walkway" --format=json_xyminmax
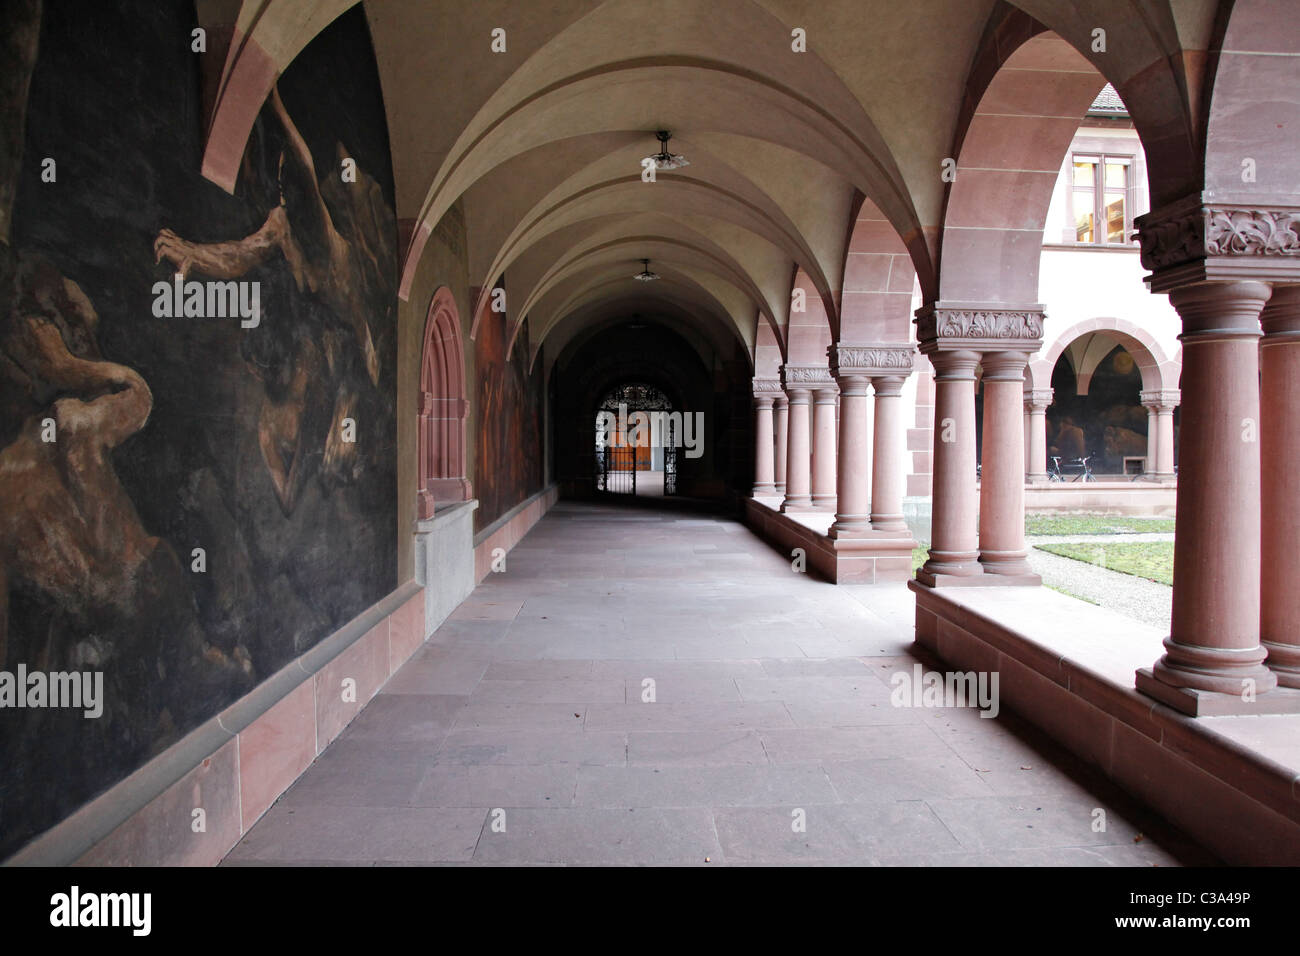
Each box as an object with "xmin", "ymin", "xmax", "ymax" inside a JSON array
[{"xmin": 224, "ymin": 502, "xmax": 1212, "ymax": 866}]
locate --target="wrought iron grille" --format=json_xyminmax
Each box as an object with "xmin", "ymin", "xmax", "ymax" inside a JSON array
[
  {"xmin": 663, "ymin": 420, "xmax": 678, "ymax": 495},
  {"xmin": 596, "ymin": 442, "xmax": 637, "ymax": 493},
  {"xmin": 593, "ymin": 382, "xmax": 676, "ymax": 496}
]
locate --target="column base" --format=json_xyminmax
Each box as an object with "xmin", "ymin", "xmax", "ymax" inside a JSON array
[
  {"xmin": 774, "ymin": 483, "xmax": 786, "ymax": 495},
  {"xmin": 810, "ymin": 495, "xmax": 837, "ymax": 511},
  {"xmin": 1136, "ymin": 667, "xmax": 1300, "ymax": 716},
  {"xmin": 978, "ymin": 550, "xmax": 1038, "ymax": 582},
  {"xmin": 869, "ymin": 513, "xmax": 909, "ymax": 533},
  {"xmin": 753, "ymin": 482, "xmax": 776, "ymax": 495},
  {"xmin": 780, "ymin": 496, "xmax": 813, "ymax": 513},
  {"xmin": 1145, "ymin": 636, "xmax": 1277, "ymax": 696},
  {"xmin": 916, "ymin": 550, "xmax": 983, "ymax": 587},
  {"xmin": 828, "ymin": 514, "xmax": 872, "ymax": 538},
  {"xmin": 1262, "ymin": 641, "xmax": 1300, "ymax": 689}
]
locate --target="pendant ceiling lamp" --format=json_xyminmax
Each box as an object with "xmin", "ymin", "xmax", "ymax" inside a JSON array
[
  {"xmin": 632, "ymin": 258, "xmax": 659, "ymax": 281},
  {"xmin": 645, "ymin": 130, "xmax": 689, "ymax": 170}
]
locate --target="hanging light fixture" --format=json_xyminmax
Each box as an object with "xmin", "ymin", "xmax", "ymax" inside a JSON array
[
  {"xmin": 644, "ymin": 130, "xmax": 688, "ymax": 171},
  {"xmin": 632, "ymin": 258, "xmax": 659, "ymax": 282}
]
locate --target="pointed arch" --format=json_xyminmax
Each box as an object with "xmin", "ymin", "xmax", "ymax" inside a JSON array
[{"xmin": 418, "ymin": 286, "xmax": 471, "ymax": 517}]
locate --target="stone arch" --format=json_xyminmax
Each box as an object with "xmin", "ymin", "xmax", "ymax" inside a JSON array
[
  {"xmin": 838, "ymin": 194, "xmax": 916, "ymax": 343},
  {"xmin": 937, "ymin": 26, "xmax": 1108, "ymax": 304},
  {"xmin": 1031, "ymin": 317, "xmax": 1173, "ymax": 393},
  {"xmin": 786, "ymin": 267, "xmax": 832, "ymax": 364},
  {"xmin": 199, "ymin": 0, "xmax": 357, "ymax": 192},
  {"xmin": 418, "ymin": 286, "xmax": 471, "ymax": 517},
  {"xmin": 1201, "ymin": 0, "xmax": 1300, "ymax": 208}
]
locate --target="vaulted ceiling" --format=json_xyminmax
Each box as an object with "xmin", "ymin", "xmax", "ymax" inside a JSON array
[{"xmin": 203, "ymin": 0, "xmax": 1235, "ymax": 367}]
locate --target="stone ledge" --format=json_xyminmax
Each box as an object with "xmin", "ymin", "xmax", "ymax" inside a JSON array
[
  {"xmin": 745, "ymin": 497, "xmax": 914, "ymax": 584},
  {"xmin": 909, "ymin": 580, "xmax": 1300, "ymax": 864},
  {"xmin": 5, "ymin": 583, "xmax": 427, "ymax": 867}
]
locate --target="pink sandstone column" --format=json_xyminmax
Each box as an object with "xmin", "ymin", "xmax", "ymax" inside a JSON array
[
  {"xmin": 870, "ymin": 375, "xmax": 908, "ymax": 532},
  {"xmin": 1156, "ymin": 404, "xmax": 1177, "ymax": 479},
  {"xmin": 1142, "ymin": 399, "xmax": 1160, "ymax": 475},
  {"xmin": 829, "ymin": 372, "xmax": 871, "ymax": 535},
  {"xmin": 978, "ymin": 352, "xmax": 1036, "ymax": 577},
  {"xmin": 1138, "ymin": 281, "xmax": 1277, "ymax": 706},
  {"xmin": 773, "ymin": 397, "xmax": 789, "ymax": 494},
  {"xmin": 1261, "ymin": 286, "xmax": 1300, "ymax": 687},
  {"xmin": 752, "ymin": 394, "xmax": 776, "ymax": 494},
  {"xmin": 780, "ymin": 385, "xmax": 813, "ymax": 511},
  {"xmin": 1141, "ymin": 389, "xmax": 1179, "ymax": 478},
  {"xmin": 810, "ymin": 385, "xmax": 839, "ymax": 510},
  {"xmin": 1025, "ymin": 388, "xmax": 1051, "ymax": 483},
  {"xmin": 919, "ymin": 350, "xmax": 982, "ymax": 579},
  {"xmin": 1023, "ymin": 406, "xmax": 1031, "ymax": 473}
]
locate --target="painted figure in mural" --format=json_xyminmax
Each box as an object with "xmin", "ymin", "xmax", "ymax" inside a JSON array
[
  {"xmin": 153, "ymin": 85, "xmax": 394, "ymax": 514},
  {"xmin": 0, "ymin": 248, "xmax": 251, "ymax": 687},
  {"xmin": 0, "ymin": 0, "xmax": 241, "ymax": 683}
]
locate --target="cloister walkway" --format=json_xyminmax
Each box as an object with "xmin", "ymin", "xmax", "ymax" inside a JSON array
[{"xmin": 224, "ymin": 502, "xmax": 1215, "ymax": 866}]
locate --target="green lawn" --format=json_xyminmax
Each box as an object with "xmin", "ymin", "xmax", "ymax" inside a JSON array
[
  {"xmin": 1024, "ymin": 515, "xmax": 1175, "ymax": 536},
  {"xmin": 1045, "ymin": 583, "xmax": 1099, "ymax": 605},
  {"xmin": 1034, "ymin": 541, "xmax": 1174, "ymax": 586},
  {"xmin": 912, "ymin": 546, "xmax": 927, "ymax": 573}
]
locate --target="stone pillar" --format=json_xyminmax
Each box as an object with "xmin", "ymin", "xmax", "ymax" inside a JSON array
[
  {"xmin": 751, "ymin": 381, "xmax": 778, "ymax": 494},
  {"xmin": 870, "ymin": 374, "xmax": 909, "ymax": 532},
  {"xmin": 1135, "ymin": 281, "xmax": 1279, "ymax": 713},
  {"xmin": 1143, "ymin": 403, "xmax": 1159, "ymax": 475},
  {"xmin": 773, "ymin": 396, "xmax": 789, "ymax": 494},
  {"xmin": 1024, "ymin": 388, "xmax": 1052, "ymax": 483},
  {"xmin": 780, "ymin": 366, "xmax": 822, "ymax": 512},
  {"xmin": 978, "ymin": 352, "xmax": 1038, "ymax": 580},
  {"xmin": 1157, "ymin": 406, "xmax": 1177, "ymax": 479},
  {"xmin": 917, "ymin": 349, "xmax": 982, "ymax": 581},
  {"xmin": 827, "ymin": 367, "xmax": 872, "ymax": 535},
  {"xmin": 914, "ymin": 305, "xmax": 1044, "ymax": 586},
  {"xmin": 1261, "ymin": 286, "xmax": 1300, "ymax": 688},
  {"xmin": 1023, "ymin": 406, "xmax": 1031, "ymax": 474},
  {"xmin": 1140, "ymin": 388, "xmax": 1180, "ymax": 479},
  {"xmin": 827, "ymin": 345, "xmax": 914, "ymax": 538},
  {"xmin": 810, "ymin": 384, "xmax": 839, "ymax": 510}
]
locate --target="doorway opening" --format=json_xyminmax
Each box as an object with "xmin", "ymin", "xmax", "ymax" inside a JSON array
[{"xmin": 594, "ymin": 383, "xmax": 677, "ymax": 496}]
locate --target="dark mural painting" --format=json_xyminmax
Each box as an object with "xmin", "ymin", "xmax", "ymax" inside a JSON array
[
  {"xmin": 0, "ymin": 2, "xmax": 397, "ymax": 858},
  {"xmin": 475, "ymin": 303, "xmax": 544, "ymax": 532},
  {"xmin": 1047, "ymin": 345, "xmax": 1147, "ymax": 475}
]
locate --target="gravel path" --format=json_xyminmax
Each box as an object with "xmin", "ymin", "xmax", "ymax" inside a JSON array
[
  {"xmin": 1025, "ymin": 535, "xmax": 1172, "ymax": 631},
  {"xmin": 1030, "ymin": 533, "xmax": 1174, "ymax": 545}
]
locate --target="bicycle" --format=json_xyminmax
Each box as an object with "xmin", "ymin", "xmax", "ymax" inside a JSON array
[{"xmin": 1048, "ymin": 454, "xmax": 1095, "ymax": 482}]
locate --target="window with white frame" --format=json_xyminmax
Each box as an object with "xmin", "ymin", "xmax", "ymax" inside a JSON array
[{"xmin": 1070, "ymin": 155, "xmax": 1133, "ymax": 244}]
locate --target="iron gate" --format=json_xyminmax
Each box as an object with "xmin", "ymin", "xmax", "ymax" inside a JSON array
[
  {"xmin": 596, "ymin": 442, "xmax": 637, "ymax": 494},
  {"xmin": 593, "ymin": 383, "xmax": 677, "ymax": 497}
]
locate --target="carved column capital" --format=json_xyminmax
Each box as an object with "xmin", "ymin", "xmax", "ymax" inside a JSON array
[
  {"xmin": 1139, "ymin": 388, "xmax": 1181, "ymax": 411},
  {"xmin": 914, "ymin": 302, "xmax": 1045, "ymax": 354},
  {"xmin": 827, "ymin": 343, "xmax": 914, "ymax": 378},
  {"xmin": 752, "ymin": 378, "xmax": 782, "ymax": 405},
  {"xmin": 780, "ymin": 364, "xmax": 834, "ymax": 400},
  {"xmin": 1023, "ymin": 387, "xmax": 1054, "ymax": 412},
  {"xmin": 1135, "ymin": 196, "xmax": 1300, "ymax": 291}
]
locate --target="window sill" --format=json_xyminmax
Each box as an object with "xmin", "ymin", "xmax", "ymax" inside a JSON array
[{"xmin": 1042, "ymin": 243, "xmax": 1142, "ymax": 253}]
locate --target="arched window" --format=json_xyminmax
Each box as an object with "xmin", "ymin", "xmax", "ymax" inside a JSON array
[{"xmin": 418, "ymin": 287, "xmax": 471, "ymax": 517}]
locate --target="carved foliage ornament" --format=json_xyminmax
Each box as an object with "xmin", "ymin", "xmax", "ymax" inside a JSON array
[
  {"xmin": 916, "ymin": 309, "xmax": 1044, "ymax": 342},
  {"xmin": 829, "ymin": 346, "xmax": 915, "ymax": 373},
  {"xmin": 780, "ymin": 365, "xmax": 834, "ymax": 385},
  {"xmin": 1137, "ymin": 205, "xmax": 1300, "ymax": 271}
]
